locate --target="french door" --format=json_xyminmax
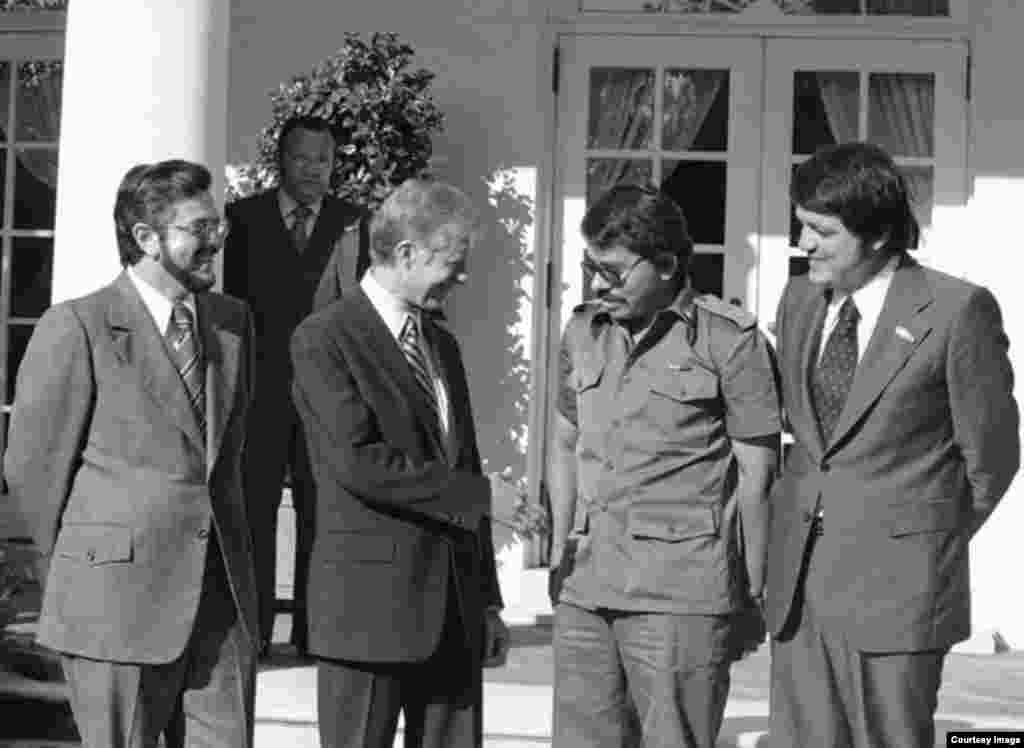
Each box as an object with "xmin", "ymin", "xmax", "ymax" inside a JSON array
[{"xmin": 554, "ymin": 33, "xmax": 967, "ymax": 335}]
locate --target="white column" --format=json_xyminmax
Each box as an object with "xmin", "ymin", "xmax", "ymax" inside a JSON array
[{"xmin": 51, "ymin": 0, "xmax": 230, "ymax": 302}]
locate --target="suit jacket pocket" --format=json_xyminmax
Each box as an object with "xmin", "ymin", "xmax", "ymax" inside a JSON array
[
  {"xmin": 888, "ymin": 499, "xmax": 963, "ymax": 537},
  {"xmin": 324, "ymin": 531, "xmax": 397, "ymax": 564},
  {"xmin": 54, "ymin": 523, "xmax": 133, "ymax": 565}
]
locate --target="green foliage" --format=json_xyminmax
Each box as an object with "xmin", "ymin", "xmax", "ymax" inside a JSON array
[{"xmin": 233, "ymin": 32, "xmax": 444, "ymax": 209}]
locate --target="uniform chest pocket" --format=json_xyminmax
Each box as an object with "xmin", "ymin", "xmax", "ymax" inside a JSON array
[
  {"xmin": 647, "ymin": 367, "xmax": 721, "ymax": 437},
  {"xmin": 572, "ymin": 360, "xmax": 605, "ymax": 394},
  {"xmin": 650, "ymin": 367, "xmax": 718, "ymax": 404}
]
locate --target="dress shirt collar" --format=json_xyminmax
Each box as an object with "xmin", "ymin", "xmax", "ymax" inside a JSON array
[
  {"xmin": 278, "ymin": 188, "xmax": 323, "ymax": 223},
  {"xmin": 827, "ymin": 254, "xmax": 900, "ymax": 326},
  {"xmin": 126, "ymin": 266, "xmax": 196, "ymax": 334},
  {"xmin": 361, "ymin": 268, "xmax": 416, "ymax": 341}
]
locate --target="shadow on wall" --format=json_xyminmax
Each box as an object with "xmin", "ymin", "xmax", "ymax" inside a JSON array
[{"xmin": 447, "ymin": 167, "xmax": 535, "ymax": 534}]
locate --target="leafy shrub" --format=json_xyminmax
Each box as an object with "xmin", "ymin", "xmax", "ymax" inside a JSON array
[{"xmin": 227, "ymin": 31, "xmax": 444, "ymax": 208}]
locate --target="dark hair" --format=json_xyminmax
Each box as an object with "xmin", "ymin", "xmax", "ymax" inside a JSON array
[
  {"xmin": 790, "ymin": 141, "xmax": 920, "ymax": 252},
  {"xmin": 113, "ymin": 159, "xmax": 212, "ymax": 266},
  {"xmin": 580, "ymin": 183, "xmax": 693, "ymax": 280},
  {"xmin": 277, "ymin": 116, "xmax": 336, "ymax": 163}
]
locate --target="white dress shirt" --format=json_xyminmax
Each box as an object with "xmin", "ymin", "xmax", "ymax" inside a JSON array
[
  {"xmin": 817, "ymin": 255, "xmax": 900, "ymax": 365},
  {"xmin": 278, "ymin": 189, "xmax": 321, "ymax": 238},
  {"xmin": 361, "ymin": 270, "xmax": 451, "ymax": 435},
  {"xmin": 127, "ymin": 266, "xmax": 197, "ymax": 337}
]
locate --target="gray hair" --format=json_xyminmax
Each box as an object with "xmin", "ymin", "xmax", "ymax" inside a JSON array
[{"xmin": 369, "ymin": 178, "xmax": 479, "ymax": 264}]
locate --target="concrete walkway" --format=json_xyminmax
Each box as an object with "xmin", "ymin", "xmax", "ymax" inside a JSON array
[{"xmin": 255, "ymin": 621, "xmax": 1024, "ymax": 748}]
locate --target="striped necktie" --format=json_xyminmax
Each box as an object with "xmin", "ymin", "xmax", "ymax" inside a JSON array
[
  {"xmin": 167, "ymin": 300, "xmax": 206, "ymax": 434},
  {"xmin": 290, "ymin": 204, "xmax": 312, "ymax": 253},
  {"xmin": 400, "ymin": 314, "xmax": 442, "ymax": 427}
]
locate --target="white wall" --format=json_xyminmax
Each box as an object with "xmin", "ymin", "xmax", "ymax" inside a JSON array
[
  {"xmin": 228, "ymin": 0, "xmax": 554, "ymax": 523},
  {"xmin": 955, "ymin": 0, "xmax": 1024, "ymax": 650}
]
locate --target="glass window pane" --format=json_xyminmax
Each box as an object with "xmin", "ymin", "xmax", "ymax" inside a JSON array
[
  {"xmin": 662, "ymin": 160, "xmax": 727, "ymax": 245},
  {"xmin": 689, "ymin": 253, "xmax": 724, "ymax": 298},
  {"xmin": 789, "ymin": 165, "xmax": 801, "ymax": 246},
  {"xmin": 868, "ymin": 73, "xmax": 934, "ymax": 157},
  {"xmin": 12, "ymin": 237, "xmax": 53, "ymax": 318},
  {"xmin": 793, "ymin": 71, "xmax": 859, "ymax": 155},
  {"xmin": 13, "ymin": 149, "xmax": 57, "ymax": 230},
  {"xmin": 663, "ymin": 70, "xmax": 728, "ymax": 152},
  {"xmin": 6, "ymin": 324, "xmax": 34, "ymax": 404},
  {"xmin": 16, "ymin": 61, "xmax": 62, "ymax": 142},
  {"xmin": 588, "ymin": 68, "xmax": 654, "ymax": 150},
  {"xmin": 0, "ymin": 63, "xmax": 9, "ymax": 143},
  {"xmin": 902, "ymin": 164, "xmax": 933, "ymax": 235},
  {"xmin": 586, "ymin": 158, "xmax": 653, "ymax": 206},
  {"xmin": 866, "ymin": 0, "xmax": 948, "ymax": 16}
]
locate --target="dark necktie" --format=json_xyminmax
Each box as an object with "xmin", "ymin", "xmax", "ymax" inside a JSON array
[
  {"xmin": 811, "ymin": 297, "xmax": 860, "ymax": 442},
  {"xmin": 290, "ymin": 204, "xmax": 312, "ymax": 253},
  {"xmin": 167, "ymin": 301, "xmax": 206, "ymax": 435},
  {"xmin": 400, "ymin": 315, "xmax": 442, "ymax": 429}
]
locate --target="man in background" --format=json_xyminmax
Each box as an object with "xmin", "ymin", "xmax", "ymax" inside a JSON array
[
  {"xmin": 291, "ymin": 178, "xmax": 509, "ymax": 748},
  {"xmin": 5, "ymin": 160, "xmax": 258, "ymax": 747},
  {"xmin": 224, "ymin": 115, "xmax": 363, "ymax": 656}
]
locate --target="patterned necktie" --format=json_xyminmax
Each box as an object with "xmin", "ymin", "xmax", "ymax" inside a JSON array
[
  {"xmin": 167, "ymin": 301, "xmax": 206, "ymax": 434},
  {"xmin": 400, "ymin": 314, "xmax": 442, "ymax": 428},
  {"xmin": 811, "ymin": 296, "xmax": 860, "ymax": 443},
  {"xmin": 290, "ymin": 204, "xmax": 312, "ymax": 253}
]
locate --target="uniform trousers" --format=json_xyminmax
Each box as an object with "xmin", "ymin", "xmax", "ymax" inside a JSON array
[{"xmin": 553, "ymin": 602, "xmax": 735, "ymax": 748}]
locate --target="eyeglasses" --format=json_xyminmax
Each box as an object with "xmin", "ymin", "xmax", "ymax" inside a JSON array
[
  {"xmin": 581, "ymin": 255, "xmax": 646, "ymax": 287},
  {"xmin": 168, "ymin": 219, "xmax": 230, "ymax": 243}
]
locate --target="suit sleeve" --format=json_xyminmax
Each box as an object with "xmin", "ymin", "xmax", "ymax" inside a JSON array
[
  {"xmin": 312, "ymin": 238, "xmax": 344, "ymax": 313},
  {"xmin": 290, "ymin": 314, "xmax": 490, "ymax": 528},
  {"xmin": 3, "ymin": 303, "xmax": 95, "ymax": 554},
  {"xmin": 947, "ymin": 285, "xmax": 1020, "ymax": 534},
  {"xmin": 222, "ymin": 201, "xmax": 248, "ymax": 301}
]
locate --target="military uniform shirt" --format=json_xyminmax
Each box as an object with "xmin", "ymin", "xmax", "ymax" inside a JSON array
[{"xmin": 557, "ymin": 287, "xmax": 782, "ymax": 614}]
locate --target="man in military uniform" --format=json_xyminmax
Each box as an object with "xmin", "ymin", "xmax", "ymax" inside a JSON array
[{"xmin": 548, "ymin": 184, "xmax": 781, "ymax": 748}]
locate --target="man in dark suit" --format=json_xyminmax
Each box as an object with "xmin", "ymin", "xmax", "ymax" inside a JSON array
[
  {"xmin": 223, "ymin": 115, "xmax": 363, "ymax": 655},
  {"xmin": 766, "ymin": 142, "xmax": 1020, "ymax": 747},
  {"xmin": 291, "ymin": 178, "xmax": 510, "ymax": 748},
  {"xmin": 4, "ymin": 160, "xmax": 259, "ymax": 748}
]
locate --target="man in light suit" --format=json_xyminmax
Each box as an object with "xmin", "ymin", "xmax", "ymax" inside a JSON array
[
  {"xmin": 4, "ymin": 160, "xmax": 259, "ymax": 748},
  {"xmin": 223, "ymin": 115, "xmax": 364, "ymax": 655},
  {"xmin": 291, "ymin": 178, "xmax": 509, "ymax": 748},
  {"xmin": 766, "ymin": 142, "xmax": 1020, "ymax": 747}
]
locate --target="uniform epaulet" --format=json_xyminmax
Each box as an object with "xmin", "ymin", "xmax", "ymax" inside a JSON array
[{"xmin": 693, "ymin": 294, "xmax": 757, "ymax": 330}]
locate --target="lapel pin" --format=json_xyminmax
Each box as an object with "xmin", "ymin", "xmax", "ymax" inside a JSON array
[{"xmin": 895, "ymin": 326, "xmax": 915, "ymax": 343}]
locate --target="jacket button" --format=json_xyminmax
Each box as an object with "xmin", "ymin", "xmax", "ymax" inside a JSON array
[{"xmin": 197, "ymin": 528, "xmax": 209, "ymax": 540}]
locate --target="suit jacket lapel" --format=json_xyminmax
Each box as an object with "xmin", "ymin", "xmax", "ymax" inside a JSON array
[
  {"xmin": 196, "ymin": 294, "xmax": 240, "ymax": 476},
  {"xmin": 345, "ymin": 286, "xmax": 448, "ymax": 460},
  {"xmin": 826, "ymin": 257, "xmax": 933, "ymax": 451},
  {"xmin": 109, "ymin": 273, "xmax": 205, "ymax": 454},
  {"xmin": 790, "ymin": 285, "xmax": 828, "ymax": 460}
]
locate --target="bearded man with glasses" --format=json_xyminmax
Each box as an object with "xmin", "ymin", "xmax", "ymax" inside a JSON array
[
  {"xmin": 5, "ymin": 160, "xmax": 259, "ymax": 748},
  {"xmin": 548, "ymin": 183, "xmax": 781, "ymax": 748}
]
